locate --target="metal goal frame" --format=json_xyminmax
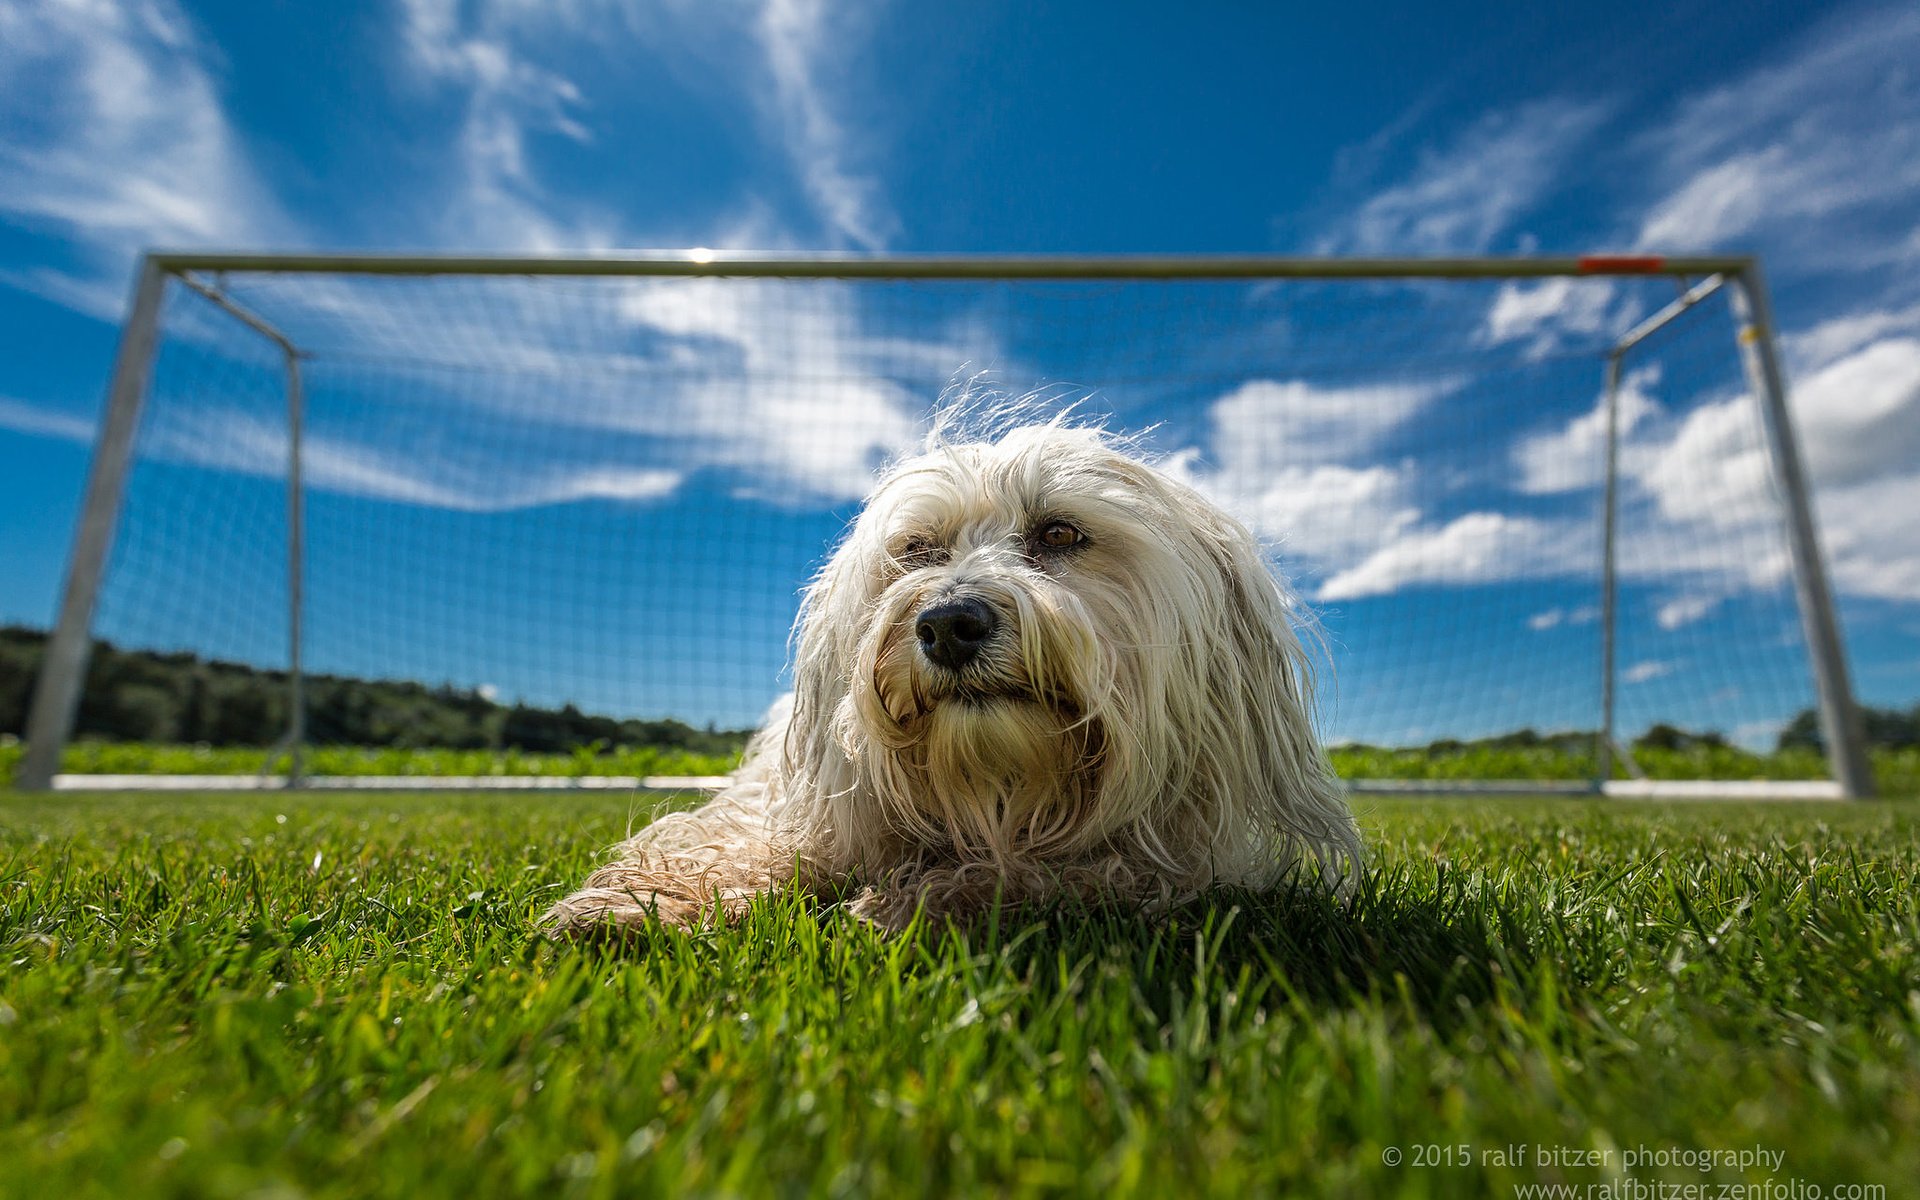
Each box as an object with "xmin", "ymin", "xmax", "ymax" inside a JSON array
[{"xmin": 16, "ymin": 250, "xmax": 1876, "ymax": 799}]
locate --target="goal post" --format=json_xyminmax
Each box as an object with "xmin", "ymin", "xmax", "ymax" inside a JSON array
[{"xmin": 14, "ymin": 251, "xmax": 1876, "ymax": 798}]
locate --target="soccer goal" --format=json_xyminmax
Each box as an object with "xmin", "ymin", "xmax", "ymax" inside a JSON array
[{"xmin": 15, "ymin": 252, "xmax": 1874, "ymax": 799}]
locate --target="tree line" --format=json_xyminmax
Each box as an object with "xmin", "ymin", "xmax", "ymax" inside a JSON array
[
  {"xmin": 0, "ymin": 626, "xmax": 752, "ymax": 754},
  {"xmin": 3, "ymin": 624, "xmax": 1914, "ymax": 756}
]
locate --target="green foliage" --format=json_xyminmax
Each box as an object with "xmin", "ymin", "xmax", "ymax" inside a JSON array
[
  {"xmin": 0, "ymin": 738, "xmax": 739, "ymax": 784},
  {"xmin": 0, "ymin": 626, "xmax": 753, "ymax": 755},
  {"xmin": 1327, "ymin": 735, "xmax": 1920, "ymax": 797},
  {"xmin": 1780, "ymin": 703, "xmax": 1920, "ymax": 752},
  {"xmin": 1, "ymin": 792, "xmax": 1915, "ymax": 1197}
]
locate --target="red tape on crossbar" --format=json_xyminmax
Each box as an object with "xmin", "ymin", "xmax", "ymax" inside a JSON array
[{"xmin": 1578, "ymin": 255, "xmax": 1667, "ymax": 274}]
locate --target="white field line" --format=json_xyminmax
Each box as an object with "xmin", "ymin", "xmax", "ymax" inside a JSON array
[
  {"xmin": 50, "ymin": 774, "xmax": 735, "ymax": 791},
  {"xmin": 1600, "ymin": 779, "xmax": 1845, "ymax": 801}
]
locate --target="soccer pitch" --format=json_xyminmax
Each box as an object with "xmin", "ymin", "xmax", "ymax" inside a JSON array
[{"xmin": 2, "ymin": 791, "xmax": 1915, "ymax": 1199}]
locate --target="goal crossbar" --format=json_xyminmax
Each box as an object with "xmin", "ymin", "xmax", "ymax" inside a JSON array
[
  {"xmin": 142, "ymin": 248, "xmax": 1754, "ymax": 280},
  {"xmin": 15, "ymin": 250, "xmax": 1874, "ymax": 799}
]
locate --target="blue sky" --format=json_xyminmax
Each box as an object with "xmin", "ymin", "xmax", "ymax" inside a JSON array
[{"xmin": 2, "ymin": 0, "xmax": 1918, "ymax": 747}]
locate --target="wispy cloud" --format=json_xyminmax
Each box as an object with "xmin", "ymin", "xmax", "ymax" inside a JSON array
[
  {"xmin": 0, "ymin": 394, "xmax": 95, "ymax": 442},
  {"xmin": 60, "ymin": 265, "xmax": 983, "ymax": 511},
  {"xmin": 0, "ymin": 384, "xmax": 688, "ymax": 512},
  {"xmin": 1528, "ymin": 605, "xmax": 1598, "ymax": 632},
  {"xmin": 1632, "ymin": 3, "xmax": 1920, "ymax": 262},
  {"xmin": 0, "ymin": 0, "xmax": 290, "ymax": 315},
  {"xmin": 1314, "ymin": 97, "xmax": 1613, "ymax": 255},
  {"xmin": 395, "ymin": 0, "xmax": 604, "ymax": 250},
  {"xmin": 753, "ymin": 0, "xmax": 897, "ymax": 250},
  {"xmin": 611, "ymin": 275, "xmax": 933, "ymax": 498},
  {"xmin": 1784, "ymin": 301, "xmax": 1920, "ymax": 372},
  {"xmin": 395, "ymin": 0, "xmax": 898, "ymax": 252}
]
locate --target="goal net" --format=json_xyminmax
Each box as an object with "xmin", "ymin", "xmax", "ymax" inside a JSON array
[{"xmin": 13, "ymin": 254, "xmax": 1872, "ymax": 796}]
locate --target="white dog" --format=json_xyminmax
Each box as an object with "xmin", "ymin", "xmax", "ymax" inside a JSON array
[{"xmin": 547, "ymin": 419, "xmax": 1360, "ymax": 934}]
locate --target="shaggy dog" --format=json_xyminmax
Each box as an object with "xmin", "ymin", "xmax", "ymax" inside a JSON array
[{"xmin": 546, "ymin": 420, "xmax": 1361, "ymax": 934}]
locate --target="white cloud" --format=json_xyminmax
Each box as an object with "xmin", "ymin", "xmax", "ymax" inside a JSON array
[
  {"xmin": 1784, "ymin": 302, "xmax": 1920, "ymax": 372},
  {"xmin": 1317, "ymin": 97, "xmax": 1613, "ymax": 254},
  {"xmin": 154, "ymin": 405, "xmax": 685, "ymax": 512},
  {"xmin": 1185, "ymin": 374, "xmax": 1612, "ymax": 601},
  {"xmin": 753, "ymin": 0, "xmax": 896, "ymax": 250},
  {"xmin": 1482, "ymin": 277, "xmax": 1641, "ymax": 361},
  {"xmin": 0, "ymin": 395, "xmax": 94, "ymax": 442},
  {"xmin": 1624, "ymin": 334, "xmax": 1920, "ymax": 600},
  {"xmin": 1816, "ymin": 469, "xmax": 1920, "ymax": 601},
  {"xmin": 0, "ymin": 386, "xmax": 688, "ymax": 510},
  {"xmin": 1623, "ymin": 660, "xmax": 1675, "ymax": 684},
  {"xmin": 1656, "ymin": 594, "xmax": 1719, "ymax": 630},
  {"xmin": 1224, "ymin": 463, "xmax": 1424, "ymax": 566},
  {"xmin": 396, "ymin": 0, "xmax": 897, "ymax": 252},
  {"xmin": 1637, "ymin": 149, "xmax": 1784, "ymax": 249},
  {"xmin": 1633, "ymin": 5, "xmax": 1920, "ymax": 259},
  {"xmin": 1791, "ymin": 338, "xmax": 1920, "ymax": 488},
  {"xmin": 1208, "ymin": 378, "xmax": 1442, "ymax": 465},
  {"xmin": 1174, "ymin": 377, "xmax": 1456, "ymax": 569},
  {"xmin": 1201, "ymin": 330, "xmax": 1900, "ymax": 606},
  {"xmin": 1486, "ymin": 278, "xmax": 1609, "ymax": 344},
  {"xmin": 1635, "ymin": 391, "xmax": 1768, "ymax": 528},
  {"xmin": 125, "ymin": 269, "xmax": 968, "ymax": 508},
  {"xmin": 0, "ymin": 265, "xmax": 130, "ymax": 324},
  {"xmin": 1319, "ymin": 511, "xmax": 1593, "ymax": 602},
  {"xmin": 0, "ymin": 0, "xmax": 290, "ymax": 309},
  {"xmin": 1528, "ymin": 604, "xmax": 1599, "ymax": 631},
  {"xmin": 395, "ymin": 0, "xmax": 604, "ymax": 251},
  {"xmin": 1286, "ymin": 2, "xmax": 1920, "ymax": 619},
  {"xmin": 1512, "ymin": 364, "xmax": 1662, "ymax": 494},
  {"xmin": 578, "ymin": 275, "xmax": 948, "ymax": 500}
]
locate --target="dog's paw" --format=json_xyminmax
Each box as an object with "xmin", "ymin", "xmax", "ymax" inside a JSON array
[
  {"xmin": 843, "ymin": 884, "xmax": 928, "ymax": 934},
  {"xmin": 539, "ymin": 887, "xmax": 712, "ymax": 939}
]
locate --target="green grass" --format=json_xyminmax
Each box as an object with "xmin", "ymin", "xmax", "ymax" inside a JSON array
[
  {"xmin": 9, "ymin": 739, "xmax": 1918, "ymax": 795},
  {"xmin": 3, "ymin": 791, "xmax": 1916, "ymax": 1198}
]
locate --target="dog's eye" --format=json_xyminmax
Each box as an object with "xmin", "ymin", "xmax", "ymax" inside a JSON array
[
  {"xmin": 895, "ymin": 536, "xmax": 946, "ymax": 568},
  {"xmin": 1033, "ymin": 520, "xmax": 1086, "ymax": 551}
]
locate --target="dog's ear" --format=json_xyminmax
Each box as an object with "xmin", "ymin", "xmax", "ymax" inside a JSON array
[
  {"xmin": 1183, "ymin": 492, "xmax": 1363, "ymax": 887},
  {"xmin": 782, "ymin": 527, "xmax": 866, "ymax": 781}
]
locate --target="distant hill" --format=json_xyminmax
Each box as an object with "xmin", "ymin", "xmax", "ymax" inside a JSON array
[{"xmin": 0, "ymin": 626, "xmax": 753, "ymax": 755}]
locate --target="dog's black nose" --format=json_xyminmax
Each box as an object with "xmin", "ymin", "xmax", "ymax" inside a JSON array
[{"xmin": 915, "ymin": 597, "xmax": 996, "ymax": 670}]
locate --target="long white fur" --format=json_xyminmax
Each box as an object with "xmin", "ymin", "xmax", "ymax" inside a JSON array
[{"xmin": 545, "ymin": 418, "xmax": 1361, "ymax": 933}]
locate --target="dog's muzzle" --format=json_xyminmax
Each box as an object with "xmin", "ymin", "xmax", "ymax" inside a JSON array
[{"xmin": 914, "ymin": 596, "xmax": 996, "ymax": 670}]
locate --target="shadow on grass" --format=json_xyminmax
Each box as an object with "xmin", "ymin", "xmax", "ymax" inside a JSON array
[
  {"xmin": 540, "ymin": 860, "xmax": 1565, "ymax": 1033},
  {"xmin": 917, "ymin": 863, "xmax": 1553, "ymax": 1028}
]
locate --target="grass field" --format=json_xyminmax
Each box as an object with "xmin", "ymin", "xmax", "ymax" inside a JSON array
[{"xmin": 3, "ymin": 789, "xmax": 1916, "ymax": 1199}]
